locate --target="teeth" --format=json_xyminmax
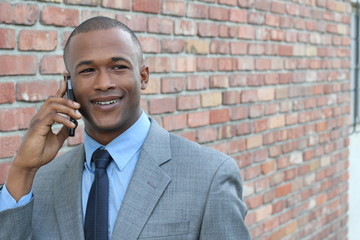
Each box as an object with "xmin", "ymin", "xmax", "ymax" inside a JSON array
[{"xmin": 95, "ymin": 100, "xmax": 118, "ymax": 105}]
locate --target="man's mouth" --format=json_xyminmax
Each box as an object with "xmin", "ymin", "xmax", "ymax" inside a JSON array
[{"xmin": 94, "ymin": 99, "xmax": 119, "ymax": 105}]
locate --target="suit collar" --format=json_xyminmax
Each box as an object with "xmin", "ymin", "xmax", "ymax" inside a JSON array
[
  {"xmin": 53, "ymin": 145, "xmax": 85, "ymax": 240},
  {"xmin": 111, "ymin": 118, "xmax": 172, "ymax": 240}
]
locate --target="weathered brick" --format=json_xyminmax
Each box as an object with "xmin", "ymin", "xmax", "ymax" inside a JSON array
[
  {"xmin": 16, "ymin": 80, "xmax": 59, "ymax": 102},
  {"xmin": 66, "ymin": 0, "xmax": 100, "ymax": 6},
  {"xmin": 0, "ymin": 28, "xmax": 16, "ymax": 49},
  {"xmin": 175, "ymin": 20, "xmax": 197, "ymax": 36},
  {"xmin": 101, "ymin": 0, "xmax": 131, "ymax": 9},
  {"xmin": 172, "ymin": 57, "xmax": 196, "ymax": 72},
  {"xmin": 40, "ymin": 55, "xmax": 66, "ymax": 75},
  {"xmin": 0, "ymin": 135, "xmax": 22, "ymax": 158},
  {"xmin": 161, "ymin": 77, "xmax": 185, "ymax": 93},
  {"xmin": 148, "ymin": 17, "xmax": 173, "ymax": 34},
  {"xmin": 116, "ymin": 14, "xmax": 147, "ymax": 32},
  {"xmin": 186, "ymin": 40, "xmax": 210, "ymax": 54},
  {"xmin": 187, "ymin": 3, "xmax": 208, "ymax": 19},
  {"xmin": 162, "ymin": 114, "xmax": 188, "ymax": 131},
  {"xmin": 209, "ymin": 6, "xmax": 229, "ymax": 21},
  {"xmin": 19, "ymin": 30, "xmax": 57, "ymax": 51},
  {"xmin": 210, "ymin": 109, "xmax": 229, "ymax": 124},
  {"xmin": 177, "ymin": 95, "xmax": 200, "ymax": 110},
  {"xmin": 0, "ymin": 3, "xmax": 38, "ymax": 25},
  {"xmin": 148, "ymin": 97, "xmax": 176, "ymax": 114},
  {"xmin": 229, "ymin": 9, "xmax": 247, "ymax": 22},
  {"xmin": 0, "ymin": 82, "xmax": 15, "ymax": 104},
  {"xmin": 188, "ymin": 111, "xmax": 210, "ymax": 127},
  {"xmin": 187, "ymin": 75, "xmax": 209, "ymax": 91},
  {"xmin": 201, "ymin": 92, "xmax": 222, "ymax": 107},
  {"xmin": 0, "ymin": 107, "xmax": 37, "ymax": 131},
  {"xmin": 142, "ymin": 77, "xmax": 160, "ymax": 95},
  {"xmin": 139, "ymin": 37, "xmax": 161, "ymax": 53},
  {"xmin": 210, "ymin": 75, "xmax": 229, "ymax": 88},
  {"xmin": 161, "ymin": 39, "xmax": 185, "ymax": 53},
  {"xmin": 133, "ymin": 0, "xmax": 160, "ymax": 13},
  {"xmin": 41, "ymin": 6, "xmax": 79, "ymax": 27},
  {"xmin": 0, "ymin": 55, "xmax": 37, "ymax": 76},
  {"xmin": 146, "ymin": 57, "xmax": 171, "ymax": 73},
  {"xmin": 196, "ymin": 127, "xmax": 217, "ymax": 143},
  {"xmin": 162, "ymin": 0, "xmax": 186, "ymax": 16}
]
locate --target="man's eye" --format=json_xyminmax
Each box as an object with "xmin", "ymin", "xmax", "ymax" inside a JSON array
[
  {"xmin": 112, "ymin": 65, "xmax": 128, "ymax": 70},
  {"xmin": 79, "ymin": 68, "xmax": 94, "ymax": 74}
]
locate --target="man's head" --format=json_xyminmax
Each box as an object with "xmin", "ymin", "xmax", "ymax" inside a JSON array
[
  {"xmin": 63, "ymin": 16, "xmax": 149, "ymax": 145},
  {"xmin": 64, "ymin": 16, "xmax": 143, "ymax": 71}
]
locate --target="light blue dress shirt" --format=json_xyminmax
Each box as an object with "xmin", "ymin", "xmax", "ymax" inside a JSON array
[{"xmin": 0, "ymin": 111, "xmax": 150, "ymax": 239}]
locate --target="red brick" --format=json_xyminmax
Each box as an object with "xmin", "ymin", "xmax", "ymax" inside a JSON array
[
  {"xmin": 197, "ymin": 22, "xmax": 219, "ymax": 37},
  {"xmin": 0, "ymin": 3, "xmax": 38, "ymax": 25},
  {"xmin": 138, "ymin": 37, "xmax": 161, "ymax": 53},
  {"xmin": 0, "ymin": 107, "xmax": 37, "ymax": 131},
  {"xmin": 209, "ymin": 6, "xmax": 229, "ymax": 21},
  {"xmin": 161, "ymin": 77, "xmax": 185, "ymax": 93},
  {"xmin": 148, "ymin": 17, "xmax": 173, "ymax": 34},
  {"xmin": 210, "ymin": 109, "xmax": 230, "ymax": 124},
  {"xmin": 196, "ymin": 57, "xmax": 217, "ymax": 72},
  {"xmin": 245, "ymin": 164, "xmax": 262, "ymax": 180},
  {"xmin": 0, "ymin": 55, "xmax": 37, "ymax": 76},
  {"xmin": 175, "ymin": 20, "xmax": 197, "ymax": 36},
  {"xmin": 238, "ymin": 25, "xmax": 255, "ymax": 39},
  {"xmin": 187, "ymin": 75, "xmax": 209, "ymax": 91},
  {"xmin": 0, "ymin": 82, "xmax": 15, "ymax": 104},
  {"xmin": 116, "ymin": 14, "xmax": 147, "ymax": 32},
  {"xmin": 231, "ymin": 106, "xmax": 248, "ymax": 121},
  {"xmin": 162, "ymin": 114, "xmax": 188, "ymax": 131},
  {"xmin": 236, "ymin": 58, "xmax": 254, "ymax": 71},
  {"xmin": 41, "ymin": 6, "xmax": 79, "ymax": 27},
  {"xmin": 276, "ymin": 183, "xmax": 292, "ymax": 197},
  {"xmin": 149, "ymin": 97, "xmax": 176, "ymax": 114},
  {"xmin": 40, "ymin": 55, "xmax": 66, "ymax": 75},
  {"xmin": 0, "ymin": 28, "xmax": 16, "ymax": 49},
  {"xmin": 210, "ymin": 75, "xmax": 229, "ymax": 88},
  {"xmin": 177, "ymin": 95, "xmax": 200, "ymax": 110},
  {"xmin": 188, "ymin": 111, "xmax": 210, "ymax": 127},
  {"xmin": 210, "ymin": 40, "xmax": 229, "ymax": 54},
  {"xmin": 218, "ymin": 58, "xmax": 236, "ymax": 71},
  {"xmin": 241, "ymin": 90, "xmax": 258, "ymax": 103},
  {"xmin": 187, "ymin": 3, "xmax": 208, "ymax": 19},
  {"xmin": 229, "ymin": 9, "xmax": 247, "ymax": 22},
  {"xmin": 162, "ymin": 1, "xmax": 186, "ymax": 16},
  {"xmin": 146, "ymin": 57, "xmax": 171, "ymax": 73},
  {"xmin": 196, "ymin": 128, "xmax": 217, "ymax": 143},
  {"xmin": 218, "ymin": 0, "xmax": 237, "ymax": 6},
  {"xmin": 19, "ymin": 30, "xmax": 57, "ymax": 51},
  {"xmin": 172, "ymin": 57, "xmax": 196, "ymax": 72},
  {"xmin": 133, "ymin": 0, "xmax": 160, "ymax": 13},
  {"xmin": 223, "ymin": 91, "xmax": 240, "ymax": 105},
  {"xmin": 161, "ymin": 39, "xmax": 184, "ymax": 53},
  {"xmin": 65, "ymin": 0, "xmax": 100, "ymax": 6},
  {"xmin": 16, "ymin": 80, "xmax": 59, "ymax": 102},
  {"xmin": 271, "ymin": 1, "xmax": 286, "ymax": 13},
  {"xmin": 0, "ymin": 135, "xmax": 21, "ymax": 158},
  {"xmin": 101, "ymin": 0, "xmax": 131, "ymax": 10},
  {"xmin": 248, "ymin": 12, "xmax": 265, "ymax": 25},
  {"xmin": 230, "ymin": 42, "xmax": 248, "ymax": 55},
  {"xmin": 255, "ymin": 0, "xmax": 271, "ymax": 11}
]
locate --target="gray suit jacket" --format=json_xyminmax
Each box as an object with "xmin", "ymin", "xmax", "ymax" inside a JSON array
[{"xmin": 0, "ymin": 119, "xmax": 250, "ymax": 240}]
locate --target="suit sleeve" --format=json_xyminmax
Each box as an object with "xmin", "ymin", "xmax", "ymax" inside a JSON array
[
  {"xmin": 0, "ymin": 185, "xmax": 33, "ymax": 240},
  {"xmin": 199, "ymin": 158, "xmax": 251, "ymax": 240}
]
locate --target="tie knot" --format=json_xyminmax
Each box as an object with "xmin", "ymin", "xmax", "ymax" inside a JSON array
[{"xmin": 92, "ymin": 148, "xmax": 112, "ymax": 169}]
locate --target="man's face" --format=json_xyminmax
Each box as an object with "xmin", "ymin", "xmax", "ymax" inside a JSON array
[{"xmin": 65, "ymin": 28, "xmax": 148, "ymax": 144}]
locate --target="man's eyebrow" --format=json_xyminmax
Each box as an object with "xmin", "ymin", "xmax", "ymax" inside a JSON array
[
  {"xmin": 75, "ymin": 60, "xmax": 93, "ymax": 69},
  {"xmin": 111, "ymin": 57, "xmax": 131, "ymax": 63}
]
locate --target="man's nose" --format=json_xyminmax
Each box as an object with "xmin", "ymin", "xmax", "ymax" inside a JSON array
[{"xmin": 94, "ymin": 70, "xmax": 115, "ymax": 91}]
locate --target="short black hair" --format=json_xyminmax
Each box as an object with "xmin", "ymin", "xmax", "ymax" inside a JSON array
[{"xmin": 63, "ymin": 16, "xmax": 142, "ymax": 71}]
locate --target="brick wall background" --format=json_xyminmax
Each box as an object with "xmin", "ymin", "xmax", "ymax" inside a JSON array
[{"xmin": 0, "ymin": 0, "xmax": 351, "ymax": 239}]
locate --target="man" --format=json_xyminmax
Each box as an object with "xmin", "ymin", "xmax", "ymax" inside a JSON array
[{"xmin": 0, "ymin": 17, "xmax": 251, "ymax": 239}]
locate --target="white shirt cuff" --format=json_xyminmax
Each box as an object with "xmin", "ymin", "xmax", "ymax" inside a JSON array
[{"xmin": 0, "ymin": 184, "xmax": 33, "ymax": 211}]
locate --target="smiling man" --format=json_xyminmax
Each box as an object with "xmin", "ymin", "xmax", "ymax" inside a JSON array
[{"xmin": 0, "ymin": 17, "xmax": 251, "ymax": 240}]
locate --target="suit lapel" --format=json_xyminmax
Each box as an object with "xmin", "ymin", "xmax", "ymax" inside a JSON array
[
  {"xmin": 111, "ymin": 119, "xmax": 172, "ymax": 240},
  {"xmin": 53, "ymin": 146, "xmax": 85, "ymax": 240}
]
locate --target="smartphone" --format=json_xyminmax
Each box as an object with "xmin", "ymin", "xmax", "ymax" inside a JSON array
[{"xmin": 66, "ymin": 76, "xmax": 77, "ymax": 137}]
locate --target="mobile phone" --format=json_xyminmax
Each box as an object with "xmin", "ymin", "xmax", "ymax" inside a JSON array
[{"xmin": 66, "ymin": 76, "xmax": 77, "ymax": 137}]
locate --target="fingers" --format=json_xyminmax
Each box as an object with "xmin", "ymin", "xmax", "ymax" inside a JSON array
[{"xmin": 55, "ymin": 78, "xmax": 67, "ymax": 98}]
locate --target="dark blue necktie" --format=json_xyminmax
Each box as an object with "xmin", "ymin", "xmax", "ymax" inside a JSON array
[{"xmin": 84, "ymin": 148, "xmax": 112, "ymax": 240}]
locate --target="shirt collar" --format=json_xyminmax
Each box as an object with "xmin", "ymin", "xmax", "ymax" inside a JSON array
[{"xmin": 84, "ymin": 111, "xmax": 150, "ymax": 171}]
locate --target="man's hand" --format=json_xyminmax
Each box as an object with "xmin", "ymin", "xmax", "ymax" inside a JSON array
[{"xmin": 6, "ymin": 78, "xmax": 82, "ymax": 201}]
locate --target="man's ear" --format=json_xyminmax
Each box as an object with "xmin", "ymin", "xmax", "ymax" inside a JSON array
[{"xmin": 140, "ymin": 65, "xmax": 149, "ymax": 90}]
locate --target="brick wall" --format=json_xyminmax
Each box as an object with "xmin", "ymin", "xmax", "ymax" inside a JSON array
[{"xmin": 0, "ymin": 0, "xmax": 351, "ymax": 239}]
